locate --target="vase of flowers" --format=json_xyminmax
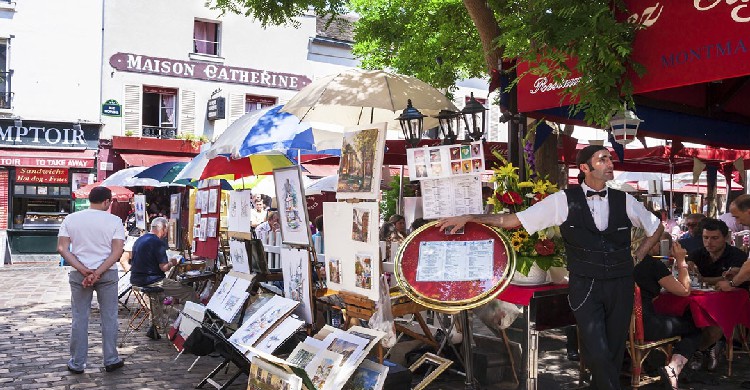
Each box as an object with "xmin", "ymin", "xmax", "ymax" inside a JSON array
[{"xmin": 487, "ymin": 137, "xmax": 566, "ymax": 285}]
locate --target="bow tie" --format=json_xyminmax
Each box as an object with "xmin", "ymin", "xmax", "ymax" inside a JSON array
[{"xmin": 586, "ymin": 190, "xmax": 607, "ymax": 198}]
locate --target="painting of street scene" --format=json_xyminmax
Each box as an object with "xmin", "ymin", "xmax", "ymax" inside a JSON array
[
  {"xmin": 355, "ymin": 253, "xmax": 373, "ymax": 290},
  {"xmin": 351, "ymin": 208, "xmax": 370, "ymax": 243},
  {"xmin": 337, "ymin": 126, "xmax": 383, "ymax": 198}
]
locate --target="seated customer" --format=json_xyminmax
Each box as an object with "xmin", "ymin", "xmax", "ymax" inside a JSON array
[
  {"xmin": 634, "ymin": 240, "xmax": 713, "ymax": 389},
  {"xmin": 688, "ymin": 218, "xmax": 747, "ymax": 286},
  {"xmin": 678, "ymin": 213, "xmax": 706, "ymax": 254},
  {"xmin": 130, "ymin": 217, "xmax": 198, "ymax": 304}
]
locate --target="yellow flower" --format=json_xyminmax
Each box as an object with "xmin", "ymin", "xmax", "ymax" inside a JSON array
[
  {"xmin": 532, "ymin": 180, "xmax": 548, "ymax": 194},
  {"xmin": 517, "ymin": 230, "xmax": 529, "ymax": 240},
  {"xmin": 495, "ymin": 163, "xmax": 519, "ymax": 179},
  {"xmin": 511, "ymin": 238, "xmax": 523, "ymax": 251},
  {"xmin": 518, "ymin": 181, "xmax": 534, "ymax": 188},
  {"xmin": 546, "ymin": 181, "xmax": 559, "ymax": 194}
]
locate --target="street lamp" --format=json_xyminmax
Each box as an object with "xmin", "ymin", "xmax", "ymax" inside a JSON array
[
  {"xmin": 461, "ymin": 92, "xmax": 487, "ymax": 141},
  {"xmin": 397, "ymin": 99, "xmax": 426, "ymax": 148},
  {"xmin": 609, "ymin": 106, "xmax": 643, "ymax": 145},
  {"xmin": 433, "ymin": 109, "xmax": 461, "ymax": 145}
]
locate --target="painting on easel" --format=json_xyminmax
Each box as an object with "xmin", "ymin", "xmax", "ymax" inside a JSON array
[{"xmin": 335, "ymin": 123, "xmax": 386, "ymax": 200}]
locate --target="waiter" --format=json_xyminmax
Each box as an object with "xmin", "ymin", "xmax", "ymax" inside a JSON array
[{"xmin": 438, "ymin": 145, "xmax": 663, "ymax": 389}]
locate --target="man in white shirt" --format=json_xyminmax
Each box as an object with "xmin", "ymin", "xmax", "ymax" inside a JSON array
[
  {"xmin": 438, "ymin": 145, "xmax": 663, "ymax": 390},
  {"xmin": 58, "ymin": 187, "xmax": 126, "ymax": 374},
  {"xmin": 250, "ymin": 198, "xmax": 268, "ymax": 228}
]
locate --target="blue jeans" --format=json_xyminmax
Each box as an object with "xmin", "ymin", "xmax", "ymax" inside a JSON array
[{"xmin": 68, "ymin": 269, "xmax": 120, "ymax": 370}]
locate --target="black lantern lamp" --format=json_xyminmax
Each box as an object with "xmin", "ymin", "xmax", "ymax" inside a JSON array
[
  {"xmin": 461, "ymin": 92, "xmax": 487, "ymax": 141},
  {"xmin": 398, "ymin": 99, "xmax": 426, "ymax": 147},
  {"xmin": 433, "ymin": 109, "xmax": 461, "ymax": 145}
]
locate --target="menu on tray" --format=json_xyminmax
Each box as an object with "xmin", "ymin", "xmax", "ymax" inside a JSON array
[{"xmin": 416, "ymin": 240, "xmax": 494, "ymax": 282}]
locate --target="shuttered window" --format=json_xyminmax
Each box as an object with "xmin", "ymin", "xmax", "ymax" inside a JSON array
[
  {"xmin": 179, "ymin": 89, "xmax": 196, "ymax": 136},
  {"xmin": 122, "ymin": 85, "xmax": 141, "ymax": 134}
]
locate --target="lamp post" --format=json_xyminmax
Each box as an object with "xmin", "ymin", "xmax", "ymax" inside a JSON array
[
  {"xmin": 461, "ymin": 92, "xmax": 487, "ymax": 141},
  {"xmin": 609, "ymin": 106, "xmax": 643, "ymax": 145},
  {"xmin": 397, "ymin": 99, "xmax": 426, "ymax": 148},
  {"xmin": 433, "ymin": 109, "xmax": 461, "ymax": 145}
]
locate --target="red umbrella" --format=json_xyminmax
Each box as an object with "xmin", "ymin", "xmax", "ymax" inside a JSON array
[{"xmin": 73, "ymin": 182, "xmax": 133, "ymax": 202}]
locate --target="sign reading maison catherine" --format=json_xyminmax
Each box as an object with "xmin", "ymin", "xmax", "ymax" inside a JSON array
[
  {"xmin": 110, "ymin": 53, "xmax": 312, "ymax": 91},
  {"xmin": 0, "ymin": 120, "xmax": 100, "ymax": 149}
]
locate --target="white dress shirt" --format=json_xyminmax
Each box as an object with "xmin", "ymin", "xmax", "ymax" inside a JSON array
[{"xmin": 517, "ymin": 183, "xmax": 661, "ymax": 237}]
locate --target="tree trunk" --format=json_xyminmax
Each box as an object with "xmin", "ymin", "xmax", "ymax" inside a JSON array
[{"xmin": 463, "ymin": 0, "xmax": 503, "ymax": 73}]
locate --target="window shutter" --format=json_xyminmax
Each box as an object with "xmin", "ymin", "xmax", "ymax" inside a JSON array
[
  {"xmin": 179, "ymin": 89, "xmax": 196, "ymax": 136},
  {"xmin": 228, "ymin": 93, "xmax": 245, "ymax": 124},
  {"xmin": 123, "ymin": 85, "xmax": 141, "ymax": 134}
]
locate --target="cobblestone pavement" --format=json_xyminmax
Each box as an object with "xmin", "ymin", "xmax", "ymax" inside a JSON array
[{"xmin": 3, "ymin": 261, "xmax": 750, "ymax": 389}]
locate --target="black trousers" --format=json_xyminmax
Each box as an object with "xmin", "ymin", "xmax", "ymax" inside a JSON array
[{"xmin": 569, "ymin": 274, "xmax": 634, "ymax": 390}]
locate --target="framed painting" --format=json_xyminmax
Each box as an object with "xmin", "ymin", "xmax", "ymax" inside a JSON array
[
  {"xmin": 170, "ymin": 193, "xmax": 181, "ymax": 220},
  {"xmin": 408, "ymin": 353, "xmax": 453, "ymax": 390},
  {"xmin": 167, "ymin": 219, "xmax": 177, "ymax": 248},
  {"xmin": 335, "ymin": 122, "xmax": 387, "ymax": 200},
  {"xmin": 273, "ymin": 166, "xmax": 312, "ymax": 247}
]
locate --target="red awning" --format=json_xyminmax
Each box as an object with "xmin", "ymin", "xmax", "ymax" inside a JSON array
[
  {"xmin": 0, "ymin": 149, "xmax": 96, "ymax": 168},
  {"xmin": 119, "ymin": 153, "xmax": 193, "ymax": 167}
]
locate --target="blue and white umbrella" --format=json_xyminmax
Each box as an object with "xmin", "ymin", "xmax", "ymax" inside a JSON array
[{"xmin": 206, "ymin": 105, "xmax": 341, "ymax": 161}]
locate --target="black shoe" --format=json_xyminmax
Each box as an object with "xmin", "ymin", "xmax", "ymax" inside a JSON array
[
  {"xmin": 567, "ymin": 351, "xmax": 580, "ymax": 361},
  {"xmin": 104, "ymin": 359, "xmax": 124, "ymax": 372},
  {"xmin": 67, "ymin": 365, "xmax": 84, "ymax": 375},
  {"xmin": 146, "ymin": 324, "xmax": 161, "ymax": 340}
]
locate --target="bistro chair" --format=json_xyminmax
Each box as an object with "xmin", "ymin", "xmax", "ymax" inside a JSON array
[
  {"xmin": 727, "ymin": 324, "xmax": 750, "ymax": 376},
  {"xmin": 626, "ymin": 284, "xmax": 681, "ymax": 388}
]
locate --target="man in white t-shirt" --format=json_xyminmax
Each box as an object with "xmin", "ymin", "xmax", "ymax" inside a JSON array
[
  {"xmin": 250, "ymin": 198, "xmax": 268, "ymax": 228},
  {"xmin": 58, "ymin": 186, "xmax": 126, "ymax": 374}
]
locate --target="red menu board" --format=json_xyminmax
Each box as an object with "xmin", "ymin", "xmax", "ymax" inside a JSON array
[{"xmin": 395, "ymin": 222, "xmax": 514, "ymax": 310}]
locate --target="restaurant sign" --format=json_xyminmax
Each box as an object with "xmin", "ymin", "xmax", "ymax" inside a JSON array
[
  {"xmin": 0, "ymin": 120, "xmax": 100, "ymax": 149},
  {"xmin": 109, "ymin": 52, "xmax": 312, "ymax": 91},
  {"xmin": 15, "ymin": 167, "xmax": 69, "ymax": 184}
]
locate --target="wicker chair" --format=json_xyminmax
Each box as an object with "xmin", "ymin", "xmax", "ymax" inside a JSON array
[{"xmin": 626, "ymin": 284, "xmax": 681, "ymax": 388}]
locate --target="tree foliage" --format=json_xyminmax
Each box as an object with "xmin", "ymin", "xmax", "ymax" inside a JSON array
[{"xmin": 212, "ymin": 0, "xmax": 641, "ymax": 127}]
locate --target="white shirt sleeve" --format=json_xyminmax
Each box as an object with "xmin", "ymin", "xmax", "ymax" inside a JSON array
[
  {"xmin": 625, "ymin": 193, "xmax": 661, "ymax": 236},
  {"xmin": 516, "ymin": 191, "xmax": 569, "ymax": 235}
]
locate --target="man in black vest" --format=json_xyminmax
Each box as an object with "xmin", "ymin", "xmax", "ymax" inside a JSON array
[{"xmin": 438, "ymin": 145, "xmax": 663, "ymax": 389}]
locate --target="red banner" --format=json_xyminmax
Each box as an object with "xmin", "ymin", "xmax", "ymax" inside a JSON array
[
  {"xmin": 15, "ymin": 167, "xmax": 69, "ymax": 184},
  {"xmin": 0, "ymin": 170, "xmax": 7, "ymax": 229},
  {"xmin": 517, "ymin": 2, "xmax": 750, "ymax": 112},
  {"xmin": 0, "ymin": 156, "xmax": 94, "ymax": 168}
]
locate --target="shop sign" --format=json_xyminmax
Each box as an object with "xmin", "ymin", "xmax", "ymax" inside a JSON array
[
  {"xmin": 109, "ymin": 52, "xmax": 312, "ymax": 91},
  {"xmin": 0, "ymin": 120, "xmax": 100, "ymax": 149},
  {"xmin": 207, "ymin": 97, "xmax": 226, "ymax": 121},
  {"xmin": 0, "ymin": 155, "xmax": 94, "ymax": 168},
  {"xmin": 15, "ymin": 167, "xmax": 69, "ymax": 184},
  {"xmin": 102, "ymin": 99, "xmax": 122, "ymax": 117}
]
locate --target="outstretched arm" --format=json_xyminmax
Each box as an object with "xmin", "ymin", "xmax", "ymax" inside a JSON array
[{"xmin": 436, "ymin": 213, "xmax": 522, "ymax": 234}]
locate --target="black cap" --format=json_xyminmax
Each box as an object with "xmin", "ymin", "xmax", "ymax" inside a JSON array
[{"xmin": 576, "ymin": 145, "xmax": 607, "ymax": 166}]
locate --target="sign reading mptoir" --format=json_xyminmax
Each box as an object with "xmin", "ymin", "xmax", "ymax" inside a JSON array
[
  {"xmin": 109, "ymin": 52, "xmax": 312, "ymax": 91},
  {"xmin": 15, "ymin": 167, "xmax": 69, "ymax": 184}
]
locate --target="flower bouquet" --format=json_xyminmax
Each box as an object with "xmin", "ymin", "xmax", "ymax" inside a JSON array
[{"xmin": 487, "ymin": 137, "xmax": 566, "ymax": 277}]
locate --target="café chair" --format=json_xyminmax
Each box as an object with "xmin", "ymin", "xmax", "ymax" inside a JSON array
[
  {"xmin": 727, "ymin": 324, "xmax": 750, "ymax": 376},
  {"xmin": 626, "ymin": 285, "xmax": 681, "ymax": 388},
  {"xmin": 120, "ymin": 285, "xmax": 165, "ymax": 347}
]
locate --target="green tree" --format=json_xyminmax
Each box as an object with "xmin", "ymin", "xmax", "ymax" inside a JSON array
[{"xmin": 212, "ymin": 0, "xmax": 640, "ymax": 128}]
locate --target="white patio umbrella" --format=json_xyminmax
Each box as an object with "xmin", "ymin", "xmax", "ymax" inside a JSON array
[
  {"xmin": 101, "ymin": 167, "xmax": 148, "ymax": 186},
  {"xmin": 281, "ymin": 69, "xmax": 458, "ymax": 131},
  {"xmin": 305, "ymin": 174, "xmax": 338, "ymax": 195}
]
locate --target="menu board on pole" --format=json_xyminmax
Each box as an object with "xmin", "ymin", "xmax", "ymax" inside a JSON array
[{"xmin": 420, "ymin": 174, "xmax": 484, "ymax": 219}]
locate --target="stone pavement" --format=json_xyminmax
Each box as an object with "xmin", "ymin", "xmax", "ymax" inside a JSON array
[{"xmin": 3, "ymin": 261, "xmax": 750, "ymax": 389}]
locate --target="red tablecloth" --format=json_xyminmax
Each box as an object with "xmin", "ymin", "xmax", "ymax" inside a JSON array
[
  {"xmin": 653, "ymin": 289, "xmax": 750, "ymax": 340},
  {"xmin": 497, "ymin": 283, "xmax": 569, "ymax": 306}
]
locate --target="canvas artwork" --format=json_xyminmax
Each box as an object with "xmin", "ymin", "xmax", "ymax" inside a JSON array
[
  {"xmin": 305, "ymin": 350, "xmax": 343, "ymax": 390},
  {"xmin": 281, "ymin": 247, "xmax": 313, "ymax": 324},
  {"xmin": 273, "ymin": 166, "xmax": 311, "ymax": 246},
  {"xmin": 322, "ymin": 202, "xmax": 380, "ymax": 301},
  {"xmin": 342, "ymin": 359, "xmax": 389, "ymax": 390},
  {"xmin": 346, "ymin": 326, "xmax": 385, "ymax": 349},
  {"xmin": 351, "ymin": 208, "xmax": 370, "ymax": 243},
  {"xmin": 208, "ymin": 188, "xmax": 218, "ymax": 214},
  {"xmin": 200, "ymin": 190, "xmax": 210, "ymax": 215},
  {"xmin": 199, "ymin": 217, "xmax": 208, "ymax": 241},
  {"xmin": 228, "ymin": 239, "xmax": 251, "ymax": 274},
  {"xmin": 167, "ymin": 220, "xmax": 177, "ymax": 248},
  {"xmin": 336, "ymin": 123, "xmax": 387, "ymax": 200},
  {"xmin": 134, "ymin": 194, "xmax": 146, "ymax": 230},
  {"xmin": 229, "ymin": 295, "xmax": 298, "ymax": 354},
  {"xmin": 255, "ymin": 316, "xmax": 305, "ymax": 355},
  {"xmin": 237, "ymin": 190, "xmax": 253, "ymax": 233},
  {"xmin": 354, "ymin": 253, "xmax": 373, "ymax": 290},
  {"xmin": 328, "ymin": 258, "xmax": 341, "ymax": 284},
  {"xmin": 287, "ymin": 342, "xmax": 319, "ymax": 368},
  {"xmin": 170, "ymin": 193, "xmax": 181, "ymax": 220},
  {"xmin": 320, "ymin": 330, "xmax": 371, "ymax": 388},
  {"xmin": 177, "ymin": 301, "xmax": 206, "ymax": 340},
  {"xmin": 228, "ymin": 191, "xmax": 239, "ymax": 231},
  {"xmin": 248, "ymin": 356, "xmax": 303, "ymax": 390},
  {"xmin": 206, "ymin": 273, "xmax": 253, "ymax": 322},
  {"xmin": 207, "ymin": 217, "xmax": 218, "ymax": 238}
]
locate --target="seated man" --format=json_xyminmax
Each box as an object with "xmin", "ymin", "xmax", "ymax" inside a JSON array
[
  {"xmin": 678, "ymin": 213, "xmax": 706, "ymax": 253},
  {"xmin": 688, "ymin": 218, "xmax": 748, "ymax": 287},
  {"xmin": 130, "ymin": 217, "xmax": 198, "ymax": 305}
]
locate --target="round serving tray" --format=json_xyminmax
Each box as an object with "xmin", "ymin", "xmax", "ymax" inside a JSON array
[{"xmin": 394, "ymin": 221, "xmax": 515, "ymax": 311}]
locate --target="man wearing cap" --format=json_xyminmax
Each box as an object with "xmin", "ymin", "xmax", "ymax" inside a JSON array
[
  {"xmin": 58, "ymin": 186, "xmax": 127, "ymax": 374},
  {"xmin": 438, "ymin": 145, "xmax": 663, "ymax": 389}
]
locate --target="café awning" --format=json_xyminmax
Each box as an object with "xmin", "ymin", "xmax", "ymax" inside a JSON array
[{"xmin": 119, "ymin": 152, "xmax": 193, "ymax": 167}]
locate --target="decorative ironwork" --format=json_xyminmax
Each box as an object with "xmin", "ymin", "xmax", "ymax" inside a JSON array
[{"xmin": 141, "ymin": 126, "xmax": 177, "ymax": 139}]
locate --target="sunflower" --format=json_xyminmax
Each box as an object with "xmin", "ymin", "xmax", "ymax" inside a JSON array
[{"xmin": 511, "ymin": 238, "xmax": 523, "ymax": 251}]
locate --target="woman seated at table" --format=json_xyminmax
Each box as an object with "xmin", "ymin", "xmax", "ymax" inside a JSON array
[{"xmin": 634, "ymin": 238, "xmax": 720, "ymax": 389}]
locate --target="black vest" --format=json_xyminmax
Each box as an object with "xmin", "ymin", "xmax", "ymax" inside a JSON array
[{"xmin": 560, "ymin": 187, "xmax": 633, "ymax": 279}]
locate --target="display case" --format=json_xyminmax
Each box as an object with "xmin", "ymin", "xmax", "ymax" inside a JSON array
[{"xmin": 22, "ymin": 211, "xmax": 67, "ymax": 230}]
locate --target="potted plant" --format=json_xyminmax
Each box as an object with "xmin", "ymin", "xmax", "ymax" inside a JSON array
[{"xmin": 488, "ymin": 131, "xmax": 565, "ymax": 284}]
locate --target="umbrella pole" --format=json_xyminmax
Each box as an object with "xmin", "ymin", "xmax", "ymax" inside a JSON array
[
  {"xmin": 669, "ymin": 159, "xmax": 674, "ymax": 220},
  {"xmin": 398, "ymin": 166, "xmax": 404, "ymax": 215}
]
